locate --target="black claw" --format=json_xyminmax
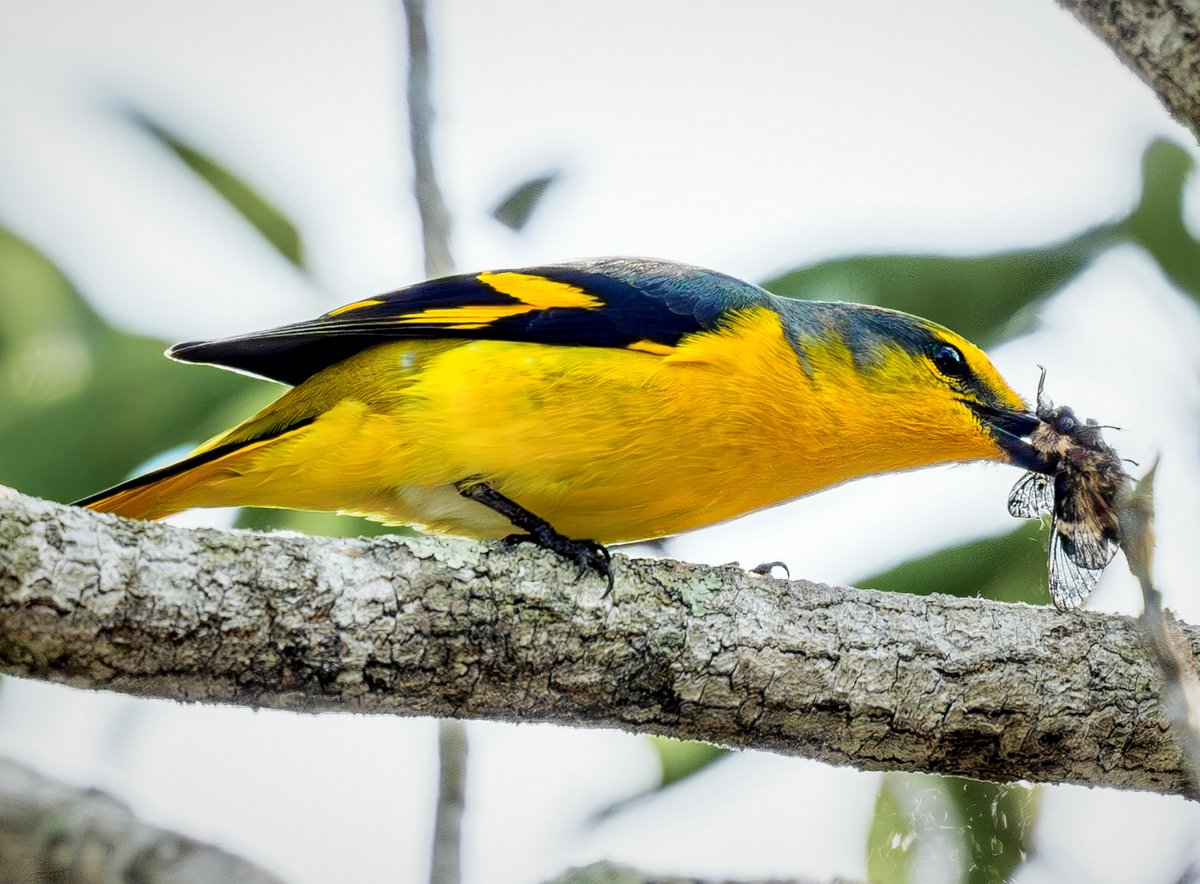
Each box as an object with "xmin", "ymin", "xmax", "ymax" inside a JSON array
[
  {"xmin": 575, "ymin": 540, "xmax": 614, "ymax": 597},
  {"xmin": 458, "ymin": 480, "xmax": 614, "ymax": 594},
  {"xmin": 751, "ymin": 561, "xmax": 790, "ymax": 579},
  {"xmin": 501, "ymin": 532, "xmax": 613, "ymax": 593}
]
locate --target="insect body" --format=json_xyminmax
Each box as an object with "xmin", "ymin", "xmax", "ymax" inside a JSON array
[{"xmin": 1007, "ymin": 370, "xmax": 1129, "ymax": 609}]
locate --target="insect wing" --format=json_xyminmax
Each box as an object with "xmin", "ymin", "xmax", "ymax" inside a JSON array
[
  {"xmin": 1046, "ymin": 523, "xmax": 1116, "ymax": 610},
  {"xmin": 1058, "ymin": 519, "xmax": 1119, "ymax": 570},
  {"xmin": 1008, "ymin": 471, "xmax": 1054, "ymax": 519}
]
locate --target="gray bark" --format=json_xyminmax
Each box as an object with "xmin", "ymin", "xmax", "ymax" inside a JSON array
[
  {"xmin": 0, "ymin": 756, "xmax": 284, "ymax": 884},
  {"xmin": 1, "ymin": 488, "xmax": 1197, "ymax": 799},
  {"xmin": 1056, "ymin": 0, "xmax": 1200, "ymax": 142}
]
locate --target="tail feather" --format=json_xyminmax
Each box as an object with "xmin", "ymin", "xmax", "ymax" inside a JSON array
[{"xmin": 74, "ymin": 418, "xmax": 314, "ymax": 520}]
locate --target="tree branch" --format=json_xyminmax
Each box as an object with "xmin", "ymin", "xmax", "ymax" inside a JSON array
[
  {"xmin": 0, "ymin": 756, "xmax": 284, "ymax": 884},
  {"xmin": 1056, "ymin": 0, "xmax": 1200, "ymax": 142},
  {"xmin": 0, "ymin": 487, "xmax": 1196, "ymax": 799}
]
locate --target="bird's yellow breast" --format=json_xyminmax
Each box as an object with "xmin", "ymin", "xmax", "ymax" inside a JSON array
[{"xmin": 199, "ymin": 305, "xmax": 1005, "ymax": 543}]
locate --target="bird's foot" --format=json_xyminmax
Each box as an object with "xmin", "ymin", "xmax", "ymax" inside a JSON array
[
  {"xmin": 503, "ymin": 532, "xmax": 614, "ymax": 595},
  {"xmin": 750, "ymin": 560, "xmax": 790, "ymax": 579},
  {"xmin": 455, "ymin": 478, "xmax": 614, "ymax": 595}
]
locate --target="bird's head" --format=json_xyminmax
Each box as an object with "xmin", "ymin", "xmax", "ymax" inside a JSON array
[{"xmin": 777, "ymin": 301, "xmax": 1046, "ymax": 475}]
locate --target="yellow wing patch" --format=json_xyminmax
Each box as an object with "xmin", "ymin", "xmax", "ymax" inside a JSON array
[
  {"xmin": 395, "ymin": 304, "xmax": 535, "ymax": 328},
  {"xmin": 326, "ymin": 298, "xmax": 384, "ymax": 317},
  {"xmin": 389, "ymin": 271, "xmax": 606, "ymax": 329},
  {"xmin": 477, "ymin": 272, "xmax": 605, "ymax": 310},
  {"xmin": 329, "ymin": 271, "xmax": 606, "ymax": 330}
]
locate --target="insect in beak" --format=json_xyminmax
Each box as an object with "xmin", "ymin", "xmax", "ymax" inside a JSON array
[
  {"xmin": 1004, "ymin": 372, "xmax": 1130, "ymax": 610},
  {"xmin": 964, "ymin": 402, "xmax": 1049, "ymax": 473}
]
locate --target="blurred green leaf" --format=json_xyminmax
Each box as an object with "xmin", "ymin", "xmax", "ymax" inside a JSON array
[
  {"xmin": 553, "ymin": 863, "xmax": 644, "ymax": 884},
  {"xmin": 944, "ymin": 778, "xmax": 1039, "ymax": 884},
  {"xmin": 132, "ymin": 114, "xmax": 306, "ymax": 267},
  {"xmin": 867, "ymin": 775, "xmax": 921, "ymax": 884},
  {"xmin": 0, "ymin": 233, "xmax": 78, "ymax": 358},
  {"xmin": 868, "ymin": 775, "xmax": 1038, "ymax": 884},
  {"xmin": 764, "ymin": 137, "xmax": 1200, "ymax": 346},
  {"xmin": 1121, "ymin": 138, "xmax": 1200, "ymax": 299},
  {"xmin": 236, "ymin": 506, "xmax": 407, "ymax": 538},
  {"xmin": 861, "ymin": 521, "xmax": 1050, "ymax": 606},
  {"xmin": 0, "ymin": 227, "xmax": 259, "ymax": 502},
  {"xmin": 763, "ymin": 226, "xmax": 1117, "ymax": 347},
  {"xmin": 583, "ymin": 736, "xmax": 728, "ymax": 828},
  {"xmin": 490, "ymin": 171, "xmax": 560, "ymax": 232},
  {"xmin": 647, "ymin": 735, "xmax": 727, "ymax": 788}
]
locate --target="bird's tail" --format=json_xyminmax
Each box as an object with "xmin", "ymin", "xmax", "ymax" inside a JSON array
[{"xmin": 74, "ymin": 420, "xmax": 312, "ymax": 520}]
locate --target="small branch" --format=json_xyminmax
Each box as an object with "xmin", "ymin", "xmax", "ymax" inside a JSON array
[
  {"xmin": 0, "ymin": 756, "xmax": 284, "ymax": 884},
  {"xmin": 402, "ymin": 0, "xmax": 454, "ymax": 278},
  {"xmin": 1, "ymin": 488, "xmax": 1198, "ymax": 799},
  {"xmin": 1056, "ymin": 0, "xmax": 1200, "ymax": 143},
  {"xmin": 429, "ymin": 718, "xmax": 467, "ymax": 884}
]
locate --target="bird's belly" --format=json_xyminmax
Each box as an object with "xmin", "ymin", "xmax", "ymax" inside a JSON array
[
  {"xmin": 367, "ymin": 458, "xmax": 805, "ymax": 544},
  {"xmin": 379, "ymin": 484, "xmax": 517, "ymax": 537},
  {"xmin": 344, "ymin": 338, "xmax": 825, "ymax": 543}
]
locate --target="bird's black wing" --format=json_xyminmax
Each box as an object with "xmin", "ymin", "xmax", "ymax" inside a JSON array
[{"xmin": 169, "ymin": 258, "xmax": 773, "ymax": 385}]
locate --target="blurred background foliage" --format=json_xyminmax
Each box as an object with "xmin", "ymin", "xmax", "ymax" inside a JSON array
[
  {"xmin": 132, "ymin": 114, "xmax": 309, "ymax": 269},
  {"xmin": 1, "ymin": 103, "xmax": 1197, "ymax": 880}
]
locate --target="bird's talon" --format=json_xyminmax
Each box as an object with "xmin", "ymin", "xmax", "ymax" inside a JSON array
[
  {"xmin": 566, "ymin": 539, "xmax": 614, "ymax": 594},
  {"xmin": 496, "ymin": 530, "xmax": 612, "ymax": 593},
  {"xmin": 751, "ymin": 561, "xmax": 790, "ymax": 579}
]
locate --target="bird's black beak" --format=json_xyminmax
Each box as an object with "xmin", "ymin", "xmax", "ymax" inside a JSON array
[{"xmin": 965, "ymin": 402, "xmax": 1050, "ymax": 473}]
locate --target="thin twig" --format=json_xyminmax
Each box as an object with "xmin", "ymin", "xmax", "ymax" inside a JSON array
[
  {"xmin": 403, "ymin": 0, "xmax": 455, "ymax": 279},
  {"xmin": 429, "ymin": 719, "xmax": 468, "ymax": 884}
]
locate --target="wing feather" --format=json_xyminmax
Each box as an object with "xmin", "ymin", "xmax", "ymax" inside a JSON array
[{"xmin": 169, "ymin": 258, "xmax": 770, "ymax": 385}]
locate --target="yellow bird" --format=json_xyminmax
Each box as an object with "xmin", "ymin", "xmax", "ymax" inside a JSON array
[{"xmin": 77, "ymin": 257, "xmax": 1046, "ymax": 581}]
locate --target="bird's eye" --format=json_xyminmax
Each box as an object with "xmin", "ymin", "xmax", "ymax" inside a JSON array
[{"xmin": 930, "ymin": 343, "xmax": 969, "ymax": 379}]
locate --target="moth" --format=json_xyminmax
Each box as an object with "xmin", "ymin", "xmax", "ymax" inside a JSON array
[{"xmin": 1007, "ymin": 370, "xmax": 1130, "ymax": 610}]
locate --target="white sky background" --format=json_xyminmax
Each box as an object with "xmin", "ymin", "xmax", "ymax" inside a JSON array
[{"xmin": 1, "ymin": 1, "xmax": 1200, "ymax": 882}]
